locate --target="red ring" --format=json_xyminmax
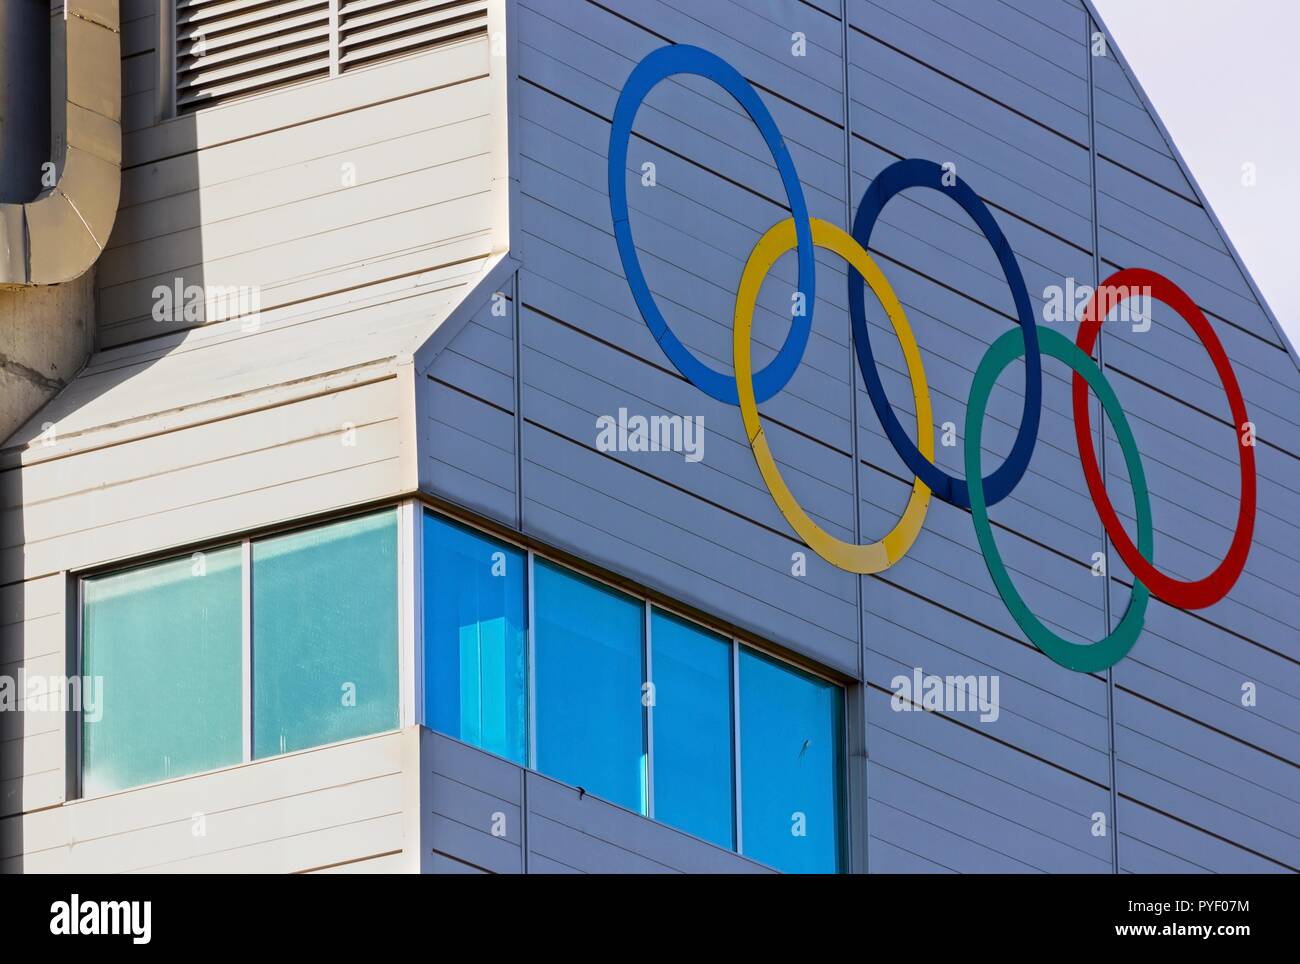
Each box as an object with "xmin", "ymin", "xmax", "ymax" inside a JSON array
[{"xmin": 1072, "ymin": 268, "xmax": 1256, "ymax": 610}]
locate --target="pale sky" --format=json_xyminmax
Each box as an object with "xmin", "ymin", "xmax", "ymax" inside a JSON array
[{"xmin": 1090, "ymin": 0, "xmax": 1300, "ymax": 354}]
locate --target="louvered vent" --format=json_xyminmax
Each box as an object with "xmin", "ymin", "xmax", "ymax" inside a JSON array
[
  {"xmin": 338, "ymin": 0, "xmax": 488, "ymax": 72},
  {"xmin": 176, "ymin": 0, "xmax": 333, "ymax": 112},
  {"xmin": 175, "ymin": 1, "xmax": 488, "ymax": 113}
]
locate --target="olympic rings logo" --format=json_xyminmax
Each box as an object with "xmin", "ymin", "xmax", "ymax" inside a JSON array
[{"xmin": 608, "ymin": 45, "xmax": 1257, "ymax": 672}]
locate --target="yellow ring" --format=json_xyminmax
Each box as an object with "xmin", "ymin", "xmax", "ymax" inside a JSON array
[{"xmin": 734, "ymin": 217, "xmax": 934, "ymax": 574}]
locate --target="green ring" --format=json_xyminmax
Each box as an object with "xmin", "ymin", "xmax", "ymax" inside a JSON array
[{"xmin": 964, "ymin": 328, "xmax": 1153, "ymax": 672}]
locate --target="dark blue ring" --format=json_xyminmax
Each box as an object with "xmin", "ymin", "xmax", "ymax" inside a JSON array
[
  {"xmin": 848, "ymin": 158, "xmax": 1042, "ymax": 508},
  {"xmin": 608, "ymin": 45, "xmax": 816, "ymax": 406}
]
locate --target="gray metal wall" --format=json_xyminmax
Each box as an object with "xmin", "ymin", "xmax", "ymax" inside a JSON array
[
  {"xmin": 421, "ymin": 0, "xmax": 1300, "ymax": 872},
  {"xmin": 422, "ymin": 729, "xmax": 771, "ymax": 872}
]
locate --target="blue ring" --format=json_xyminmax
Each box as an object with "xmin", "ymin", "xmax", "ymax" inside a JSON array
[
  {"xmin": 848, "ymin": 158, "xmax": 1043, "ymax": 508},
  {"xmin": 608, "ymin": 45, "xmax": 816, "ymax": 406}
]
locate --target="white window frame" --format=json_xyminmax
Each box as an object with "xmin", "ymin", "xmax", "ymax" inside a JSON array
[{"xmin": 73, "ymin": 503, "xmax": 410, "ymax": 800}]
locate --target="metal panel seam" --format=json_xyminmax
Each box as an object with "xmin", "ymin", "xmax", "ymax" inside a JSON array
[{"xmin": 1084, "ymin": 8, "xmax": 1120, "ymax": 876}]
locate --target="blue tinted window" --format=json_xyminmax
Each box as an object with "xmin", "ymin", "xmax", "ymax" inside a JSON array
[
  {"xmin": 252, "ymin": 511, "xmax": 398, "ymax": 758},
  {"xmin": 534, "ymin": 560, "xmax": 646, "ymax": 813},
  {"xmin": 424, "ymin": 512, "xmax": 527, "ymax": 764},
  {"xmin": 82, "ymin": 547, "xmax": 243, "ymax": 795},
  {"xmin": 650, "ymin": 610, "xmax": 734, "ymax": 848},
  {"xmin": 739, "ymin": 648, "xmax": 845, "ymax": 873}
]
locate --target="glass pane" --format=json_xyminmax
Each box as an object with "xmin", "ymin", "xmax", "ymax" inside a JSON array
[
  {"xmin": 252, "ymin": 511, "xmax": 398, "ymax": 758},
  {"xmin": 739, "ymin": 648, "xmax": 845, "ymax": 873},
  {"xmin": 82, "ymin": 547, "xmax": 243, "ymax": 795},
  {"xmin": 534, "ymin": 560, "xmax": 646, "ymax": 813},
  {"xmin": 423, "ymin": 512, "xmax": 527, "ymax": 764},
  {"xmin": 650, "ymin": 610, "xmax": 734, "ymax": 849}
]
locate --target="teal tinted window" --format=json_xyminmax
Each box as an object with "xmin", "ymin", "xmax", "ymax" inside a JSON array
[
  {"xmin": 534, "ymin": 560, "xmax": 646, "ymax": 813},
  {"xmin": 424, "ymin": 511, "xmax": 527, "ymax": 764},
  {"xmin": 739, "ymin": 648, "xmax": 845, "ymax": 873},
  {"xmin": 252, "ymin": 511, "xmax": 398, "ymax": 758},
  {"xmin": 650, "ymin": 610, "xmax": 735, "ymax": 848},
  {"xmin": 82, "ymin": 547, "xmax": 243, "ymax": 795}
]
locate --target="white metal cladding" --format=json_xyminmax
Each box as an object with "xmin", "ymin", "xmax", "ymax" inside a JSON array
[{"xmin": 175, "ymin": 0, "xmax": 488, "ymax": 112}]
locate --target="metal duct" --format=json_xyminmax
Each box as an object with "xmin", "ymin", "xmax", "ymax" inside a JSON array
[{"xmin": 0, "ymin": 0, "xmax": 121, "ymax": 287}]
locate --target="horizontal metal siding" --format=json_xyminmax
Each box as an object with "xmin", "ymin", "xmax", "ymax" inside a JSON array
[
  {"xmin": 513, "ymin": 0, "xmax": 860, "ymax": 676},
  {"xmin": 845, "ymin": 0, "xmax": 1112, "ymax": 872},
  {"xmin": 998, "ymin": 0, "xmax": 1088, "ymax": 45},
  {"xmin": 119, "ymin": 0, "xmax": 159, "ymax": 132},
  {"xmin": 847, "ymin": 28, "xmax": 1093, "ymax": 247},
  {"xmin": 0, "ymin": 375, "xmax": 406, "ymax": 583},
  {"xmin": 423, "ymin": 731, "xmax": 525, "ymax": 873},
  {"xmin": 854, "ymin": 0, "xmax": 1090, "ymax": 146},
  {"xmin": 1090, "ymin": 50, "xmax": 1196, "ymax": 199},
  {"xmin": 411, "ymin": 0, "xmax": 1300, "ymax": 874},
  {"xmin": 525, "ymin": 769, "xmax": 770, "ymax": 873},
  {"xmin": 2, "ymin": 731, "xmax": 414, "ymax": 872},
  {"xmin": 105, "ymin": 34, "xmax": 493, "ymax": 347},
  {"xmin": 423, "ymin": 279, "xmax": 519, "ymax": 527},
  {"xmin": 419, "ymin": 729, "xmax": 771, "ymax": 872},
  {"xmin": 489, "ymin": 0, "xmax": 1119, "ymax": 871},
  {"xmin": 0, "ymin": 573, "xmax": 64, "ymax": 819}
]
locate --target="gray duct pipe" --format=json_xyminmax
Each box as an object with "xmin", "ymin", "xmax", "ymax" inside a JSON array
[
  {"xmin": 0, "ymin": 2, "xmax": 120, "ymax": 441},
  {"xmin": 0, "ymin": 0, "xmax": 122, "ymax": 287},
  {"xmin": 0, "ymin": 1, "xmax": 52, "ymax": 204}
]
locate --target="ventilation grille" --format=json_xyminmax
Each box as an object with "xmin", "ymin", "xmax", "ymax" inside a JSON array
[
  {"xmin": 176, "ymin": 0, "xmax": 489, "ymax": 113},
  {"xmin": 176, "ymin": 0, "xmax": 333, "ymax": 112},
  {"xmin": 339, "ymin": 0, "xmax": 488, "ymax": 72}
]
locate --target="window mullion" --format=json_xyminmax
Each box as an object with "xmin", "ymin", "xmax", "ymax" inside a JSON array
[
  {"xmin": 401, "ymin": 501, "xmax": 422, "ymax": 729},
  {"xmin": 643, "ymin": 602, "xmax": 654, "ymax": 820},
  {"xmin": 526, "ymin": 549, "xmax": 537, "ymax": 771},
  {"xmin": 70, "ymin": 577, "xmax": 85, "ymax": 800},
  {"xmin": 732, "ymin": 638, "xmax": 743, "ymax": 856},
  {"xmin": 241, "ymin": 539, "xmax": 253, "ymax": 763}
]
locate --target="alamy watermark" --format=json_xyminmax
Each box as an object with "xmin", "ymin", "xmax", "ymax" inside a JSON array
[
  {"xmin": 1042, "ymin": 279, "xmax": 1152, "ymax": 333},
  {"xmin": 50, "ymin": 894, "xmax": 151, "ymax": 944},
  {"xmin": 891, "ymin": 667, "xmax": 1000, "ymax": 723},
  {"xmin": 0, "ymin": 671, "xmax": 102, "ymax": 722},
  {"xmin": 596, "ymin": 407, "xmax": 705, "ymax": 463},
  {"xmin": 152, "ymin": 277, "xmax": 262, "ymax": 331}
]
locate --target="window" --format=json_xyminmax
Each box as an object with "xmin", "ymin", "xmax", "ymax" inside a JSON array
[
  {"xmin": 739, "ymin": 648, "xmax": 846, "ymax": 874},
  {"xmin": 252, "ymin": 512, "xmax": 399, "ymax": 758},
  {"xmin": 423, "ymin": 511, "xmax": 527, "ymax": 765},
  {"xmin": 82, "ymin": 547, "xmax": 243, "ymax": 796},
  {"xmin": 418, "ymin": 509, "xmax": 848, "ymax": 872},
  {"xmin": 649, "ymin": 609, "xmax": 735, "ymax": 850},
  {"xmin": 534, "ymin": 561, "xmax": 647, "ymax": 814},
  {"xmin": 81, "ymin": 510, "xmax": 400, "ymax": 795}
]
